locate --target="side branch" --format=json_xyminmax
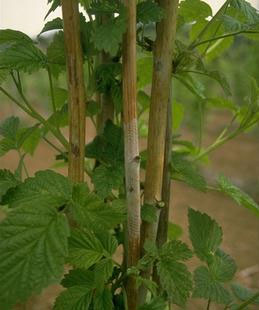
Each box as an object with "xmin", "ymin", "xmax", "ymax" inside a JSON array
[
  {"xmin": 122, "ymin": 1, "xmax": 141, "ymax": 309},
  {"xmin": 61, "ymin": 0, "xmax": 86, "ymax": 182}
]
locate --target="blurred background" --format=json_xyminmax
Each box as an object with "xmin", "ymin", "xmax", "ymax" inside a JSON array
[{"xmin": 0, "ymin": 1, "xmax": 259, "ymax": 309}]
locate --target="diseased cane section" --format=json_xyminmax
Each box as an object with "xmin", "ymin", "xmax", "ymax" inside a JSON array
[
  {"xmin": 61, "ymin": 0, "xmax": 86, "ymax": 182},
  {"xmin": 122, "ymin": 1, "xmax": 141, "ymax": 309}
]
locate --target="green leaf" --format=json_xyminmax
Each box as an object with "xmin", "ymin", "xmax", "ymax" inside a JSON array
[
  {"xmin": 179, "ymin": 0, "xmax": 212, "ymax": 22},
  {"xmin": 193, "ymin": 266, "xmax": 232, "ymax": 304},
  {"xmin": 0, "ymin": 138, "xmax": 15, "ymax": 157},
  {"xmin": 0, "ymin": 116, "xmax": 19, "ymax": 140},
  {"xmin": 159, "ymin": 240, "xmax": 193, "ymax": 261},
  {"xmin": 137, "ymin": 56, "xmax": 153, "ymax": 89},
  {"xmin": 206, "ymin": 97, "xmax": 237, "ymax": 111},
  {"xmin": 210, "ymin": 249, "xmax": 237, "ymax": 282},
  {"xmin": 22, "ymin": 126, "xmax": 42, "ymax": 155},
  {"xmin": 45, "ymin": 0, "xmax": 61, "ymax": 19},
  {"xmin": 62, "ymin": 269, "xmax": 95, "ymax": 289},
  {"xmin": 168, "ymin": 222, "xmax": 183, "ymax": 240},
  {"xmin": 93, "ymin": 287, "xmax": 113, "ymax": 310},
  {"xmin": 92, "ymin": 12, "xmax": 126, "ymax": 56},
  {"xmin": 54, "ymin": 87, "xmax": 68, "ymax": 109},
  {"xmin": 157, "ymin": 259, "xmax": 192, "ymax": 306},
  {"xmin": 137, "ymin": 90, "xmax": 150, "ymax": 112},
  {"xmin": 5, "ymin": 170, "xmax": 72, "ymax": 208},
  {"xmin": 188, "ymin": 208, "xmax": 223, "ymax": 262},
  {"xmin": 0, "ymin": 203, "xmax": 69, "ymax": 309},
  {"xmin": 171, "ymin": 152, "xmax": 207, "ymax": 191},
  {"xmin": 137, "ymin": 1, "xmax": 164, "ymax": 24},
  {"xmin": 86, "ymin": 100, "xmax": 101, "ymax": 117},
  {"xmin": 47, "ymin": 31, "xmax": 66, "ymax": 77},
  {"xmin": 85, "ymin": 120, "xmax": 124, "ymax": 166},
  {"xmin": 0, "ymin": 39, "xmax": 46, "ymax": 73},
  {"xmin": 92, "ymin": 164, "xmax": 124, "ymax": 199},
  {"xmin": 141, "ymin": 204, "xmax": 158, "ymax": 223},
  {"xmin": 172, "ymin": 100, "xmax": 185, "ymax": 130},
  {"xmin": 0, "ymin": 29, "xmax": 33, "ymax": 45},
  {"xmin": 139, "ymin": 297, "xmax": 167, "ymax": 310},
  {"xmin": 0, "ymin": 169, "xmax": 20, "ymax": 201},
  {"xmin": 71, "ymin": 184, "xmax": 126, "ymax": 230},
  {"xmin": 53, "ymin": 286, "xmax": 92, "ymax": 310},
  {"xmin": 218, "ymin": 175, "xmax": 259, "ymax": 217},
  {"xmin": 93, "ymin": 258, "xmax": 114, "ymax": 287},
  {"xmin": 230, "ymin": 0, "xmax": 259, "ymax": 24},
  {"xmin": 231, "ymin": 283, "xmax": 259, "ymax": 304},
  {"xmin": 68, "ymin": 228, "xmax": 105, "ymax": 269},
  {"xmin": 39, "ymin": 17, "xmax": 63, "ymax": 35}
]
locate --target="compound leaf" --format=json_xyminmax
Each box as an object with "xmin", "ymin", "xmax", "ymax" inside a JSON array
[
  {"xmin": 71, "ymin": 184, "xmax": 126, "ymax": 230},
  {"xmin": 188, "ymin": 208, "xmax": 223, "ymax": 262},
  {"xmin": 5, "ymin": 170, "xmax": 72, "ymax": 208},
  {"xmin": 157, "ymin": 259, "xmax": 192, "ymax": 306},
  {"xmin": 137, "ymin": 1, "xmax": 164, "ymax": 24},
  {"xmin": 193, "ymin": 266, "xmax": 232, "ymax": 304},
  {"xmin": 0, "ymin": 204, "xmax": 69, "ymax": 309},
  {"xmin": 53, "ymin": 286, "xmax": 92, "ymax": 310}
]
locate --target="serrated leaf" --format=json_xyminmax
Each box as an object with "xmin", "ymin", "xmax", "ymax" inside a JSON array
[
  {"xmin": 5, "ymin": 170, "xmax": 72, "ymax": 208},
  {"xmin": 157, "ymin": 259, "xmax": 192, "ymax": 306},
  {"xmin": 85, "ymin": 120, "xmax": 124, "ymax": 165},
  {"xmin": 53, "ymin": 286, "xmax": 92, "ymax": 310},
  {"xmin": 171, "ymin": 152, "xmax": 207, "ymax": 191},
  {"xmin": 93, "ymin": 258, "xmax": 114, "ymax": 287},
  {"xmin": 71, "ymin": 184, "xmax": 126, "ymax": 230},
  {"xmin": 179, "ymin": 0, "xmax": 212, "ymax": 22},
  {"xmin": 22, "ymin": 126, "xmax": 42, "ymax": 155},
  {"xmin": 139, "ymin": 297, "xmax": 167, "ymax": 310},
  {"xmin": 0, "ymin": 138, "xmax": 15, "ymax": 156},
  {"xmin": 230, "ymin": 0, "xmax": 259, "ymax": 24},
  {"xmin": 137, "ymin": 1, "xmax": 164, "ymax": 24},
  {"xmin": 210, "ymin": 249, "xmax": 237, "ymax": 282},
  {"xmin": 92, "ymin": 13, "xmax": 126, "ymax": 56},
  {"xmin": 218, "ymin": 175, "xmax": 259, "ymax": 217},
  {"xmin": 159, "ymin": 240, "xmax": 193, "ymax": 261},
  {"xmin": 0, "ymin": 29, "xmax": 33, "ymax": 45},
  {"xmin": 94, "ymin": 287, "xmax": 113, "ymax": 310},
  {"xmin": 62, "ymin": 269, "xmax": 95, "ymax": 289},
  {"xmin": 47, "ymin": 31, "xmax": 66, "ymax": 77},
  {"xmin": 0, "ymin": 169, "xmax": 20, "ymax": 201},
  {"xmin": 45, "ymin": 0, "xmax": 61, "ymax": 19},
  {"xmin": 0, "ymin": 116, "xmax": 19, "ymax": 140},
  {"xmin": 231, "ymin": 283, "xmax": 259, "ymax": 304},
  {"xmin": 92, "ymin": 164, "xmax": 124, "ymax": 199},
  {"xmin": 193, "ymin": 266, "xmax": 232, "ymax": 304},
  {"xmin": 68, "ymin": 229, "xmax": 104, "ymax": 269},
  {"xmin": 0, "ymin": 204, "xmax": 69, "ymax": 309},
  {"xmin": 39, "ymin": 17, "xmax": 63, "ymax": 35},
  {"xmin": 0, "ymin": 41, "xmax": 47, "ymax": 73},
  {"xmin": 188, "ymin": 208, "xmax": 223, "ymax": 262}
]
